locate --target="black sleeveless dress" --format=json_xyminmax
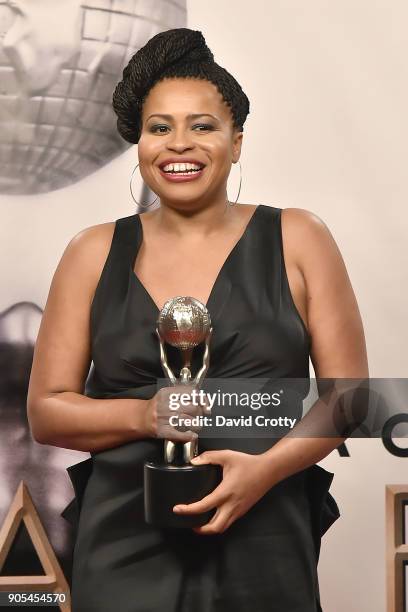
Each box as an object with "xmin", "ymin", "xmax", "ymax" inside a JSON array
[{"xmin": 62, "ymin": 204, "xmax": 340, "ymax": 612}]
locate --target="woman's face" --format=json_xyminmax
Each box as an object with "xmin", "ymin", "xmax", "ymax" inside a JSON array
[{"xmin": 138, "ymin": 77, "xmax": 243, "ymax": 210}]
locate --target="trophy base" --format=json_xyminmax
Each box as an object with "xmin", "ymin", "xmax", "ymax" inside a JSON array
[{"xmin": 144, "ymin": 461, "xmax": 222, "ymax": 528}]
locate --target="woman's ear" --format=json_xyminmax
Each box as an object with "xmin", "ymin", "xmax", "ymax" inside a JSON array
[{"xmin": 232, "ymin": 130, "xmax": 243, "ymax": 163}]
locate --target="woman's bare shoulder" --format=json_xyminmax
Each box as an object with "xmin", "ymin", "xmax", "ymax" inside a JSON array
[
  {"xmin": 281, "ymin": 206, "xmax": 327, "ymax": 229},
  {"xmin": 68, "ymin": 220, "xmax": 116, "ymax": 255},
  {"xmin": 57, "ymin": 220, "xmax": 117, "ymax": 290},
  {"xmin": 280, "ymin": 206, "xmax": 340, "ymax": 266}
]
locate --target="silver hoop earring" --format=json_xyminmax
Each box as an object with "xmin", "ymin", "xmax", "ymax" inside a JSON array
[
  {"xmin": 130, "ymin": 163, "xmax": 159, "ymax": 208},
  {"xmin": 228, "ymin": 160, "xmax": 242, "ymax": 206}
]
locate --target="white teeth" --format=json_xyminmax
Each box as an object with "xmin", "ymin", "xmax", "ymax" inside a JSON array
[{"xmin": 162, "ymin": 162, "xmax": 203, "ymax": 172}]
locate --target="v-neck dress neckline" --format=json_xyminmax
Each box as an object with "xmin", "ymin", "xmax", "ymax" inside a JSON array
[{"xmin": 130, "ymin": 204, "xmax": 262, "ymax": 315}]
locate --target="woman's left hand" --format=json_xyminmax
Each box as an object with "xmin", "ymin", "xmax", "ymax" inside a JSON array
[{"xmin": 172, "ymin": 449, "xmax": 274, "ymax": 535}]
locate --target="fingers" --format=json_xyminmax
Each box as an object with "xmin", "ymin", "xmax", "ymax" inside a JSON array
[
  {"xmin": 157, "ymin": 417, "xmax": 199, "ymax": 443},
  {"xmin": 159, "ymin": 388, "xmax": 206, "ymax": 416},
  {"xmin": 193, "ymin": 506, "xmax": 234, "ymax": 535},
  {"xmin": 174, "ymin": 484, "xmax": 226, "ymax": 515},
  {"xmin": 172, "ymin": 412, "xmax": 203, "ymax": 433},
  {"xmin": 170, "ymin": 429, "xmax": 198, "ymax": 443},
  {"xmin": 157, "ymin": 409, "xmax": 203, "ymax": 438},
  {"xmin": 192, "ymin": 506, "xmax": 222, "ymax": 535},
  {"xmin": 159, "ymin": 425, "xmax": 198, "ymax": 443},
  {"xmin": 166, "ymin": 385, "xmax": 209, "ymax": 416},
  {"xmin": 191, "ymin": 450, "xmax": 231, "ymax": 465},
  {"xmin": 154, "ymin": 385, "xmax": 210, "ymax": 442}
]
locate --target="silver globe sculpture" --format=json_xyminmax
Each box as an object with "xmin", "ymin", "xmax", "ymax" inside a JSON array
[
  {"xmin": 156, "ymin": 296, "xmax": 212, "ymax": 387},
  {"xmin": 157, "ymin": 296, "xmax": 212, "ymax": 351},
  {"xmin": 0, "ymin": 0, "xmax": 186, "ymax": 195}
]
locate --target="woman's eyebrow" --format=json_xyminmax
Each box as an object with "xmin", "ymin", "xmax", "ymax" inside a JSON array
[{"xmin": 145, "ymin": 113, "xmax": 220, "ymax": 122}]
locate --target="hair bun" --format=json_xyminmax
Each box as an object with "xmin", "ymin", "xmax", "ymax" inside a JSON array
[
  {"xmin": 122, "ymin": 28, "xmax": 213, "ymax": 96},
  {"xmin": 138, "ymin": 28, "xmax": 214, "ymax": 74}
]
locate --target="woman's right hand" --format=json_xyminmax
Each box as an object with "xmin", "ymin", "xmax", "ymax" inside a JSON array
[{"xmin": 144, "ymin": 384, "xmax": 209, "ymax": 443}]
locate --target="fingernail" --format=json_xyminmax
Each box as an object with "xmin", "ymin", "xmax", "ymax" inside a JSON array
[
  {"xmin": 191, "ymin": 456, "xmax": 200, "ymax": 463},
  {"xmin": 173, "ymin": 505, "xmax": 182, "ymax": 512}
]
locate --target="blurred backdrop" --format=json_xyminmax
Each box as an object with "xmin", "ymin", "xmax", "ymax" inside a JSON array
[{"xmin": 1, "ymin": 1, "xmax": 407, "ymax": 610}]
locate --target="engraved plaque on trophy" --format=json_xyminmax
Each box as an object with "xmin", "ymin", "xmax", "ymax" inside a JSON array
[{"xmin": 144, "ymin": 296, "xmax": 222, "ymax": 528}]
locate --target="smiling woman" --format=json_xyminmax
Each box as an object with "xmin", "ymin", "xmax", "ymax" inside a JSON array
[{"xmin": 27, "ymin": 26, "xmax": 368, "ymax": 612}]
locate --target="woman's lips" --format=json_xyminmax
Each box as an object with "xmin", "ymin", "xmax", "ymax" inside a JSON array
[{"xmin": 158, "ymin": 166, "xmax": 206, "ymax": 182}]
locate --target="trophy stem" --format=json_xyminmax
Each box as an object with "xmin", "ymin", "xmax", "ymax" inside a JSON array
[
  {"xmin": 156, "ymin": 327, "xmax": 177, "ymax": 385},
  {"xmin": 180, "ymin": 347, "xmax": 193, "ymax": 384}
]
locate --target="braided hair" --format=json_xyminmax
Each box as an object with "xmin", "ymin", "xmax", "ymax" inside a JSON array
[{"xmin": 112, "ymin": 28, "xmax": 250, "ymax": 144}]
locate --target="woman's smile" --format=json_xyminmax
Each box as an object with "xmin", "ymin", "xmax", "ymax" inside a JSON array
[{"xmin": 158, "ymin": 164, "xmax": 207, "ymax": 183}]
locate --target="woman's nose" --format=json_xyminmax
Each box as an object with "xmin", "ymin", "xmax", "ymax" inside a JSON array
[{"xmin": 166, "ymin": 128, "xmax": 195, "ymax": 151}]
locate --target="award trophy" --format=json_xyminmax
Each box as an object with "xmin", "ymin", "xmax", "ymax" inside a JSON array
[{"xmin": 144, "ymin": 296, "xmax": 222, "ymax": 528}]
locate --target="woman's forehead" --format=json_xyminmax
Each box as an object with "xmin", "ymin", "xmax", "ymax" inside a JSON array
[{"xmin": 143, "ymin": 79, "xmax": 231, "ymax": 119}]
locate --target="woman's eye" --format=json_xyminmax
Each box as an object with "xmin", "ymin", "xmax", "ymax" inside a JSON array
[
  {"xmin": 192, "ymin": 124, "xmax": 214, "ymax": 131},
  {"xmin": 149, "ymin": 125, "xmax": 169, "ymax": 134},
  {"xmin": 149, "ymin": 124, "xmax": 214, "ymax": 134}
]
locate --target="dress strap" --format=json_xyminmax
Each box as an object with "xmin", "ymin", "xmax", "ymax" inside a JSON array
[
  {"xmin": 115, "ymin": 213, "xmax": 141, "ymax": 255},
  {"xmin": 253, "ymin": 204, "xmax": 282, "ymax": 292},
  {"xmin": 110, "ymin": 213, "xmax": 141, "ymax": 267},
  {"xmin": 264, "ymin": 205, "xmax": 311, "ymax": 344},
  {"xmin": 90, "ymin": 214, "xmax": 140, "ymax": 332}
]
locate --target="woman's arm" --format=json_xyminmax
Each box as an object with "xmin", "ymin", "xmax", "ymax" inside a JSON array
[
  {"xmin": 27, "ymin": 223, "xmax": 151, "ymax": 453},
  {"xmin": 258, "ymin": 207, "xmax": 369, "ymax": 486}
]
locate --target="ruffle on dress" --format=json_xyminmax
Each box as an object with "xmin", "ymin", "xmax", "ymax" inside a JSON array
[
  {"xmin": 61, "ymin": 457, "xmax": 93, "ymax": 533},
  {"xmin": 304, "ymin": 463, "xmax": 340, "ymax": 562}
]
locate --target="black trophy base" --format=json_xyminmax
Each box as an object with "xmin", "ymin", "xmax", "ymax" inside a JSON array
[{"xmin": 144, "ymin": 461, "xmax": 222, "ymax": 528}]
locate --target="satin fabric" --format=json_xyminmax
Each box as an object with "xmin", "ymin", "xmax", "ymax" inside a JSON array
[{"xmin": 63, "ymin": 204, "xmax": 340, "ymax": 611}]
